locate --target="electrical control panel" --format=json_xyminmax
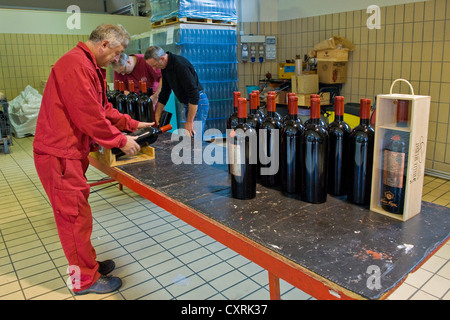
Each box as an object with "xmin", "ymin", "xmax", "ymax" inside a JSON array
[{"xmin": 265, "ymin": 36, "xmax": 276, "ymax": 60}]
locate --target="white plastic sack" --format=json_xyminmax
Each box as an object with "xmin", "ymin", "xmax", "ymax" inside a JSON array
[{"xmin": 8, "ymin": 85, "xmax": 42, "ymax": 138}]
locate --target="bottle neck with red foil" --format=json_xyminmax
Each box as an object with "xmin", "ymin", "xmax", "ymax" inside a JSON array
[
  {"xmin": 359, "ymin": 98, "xmax": 371, "ymax": 125},
  {"xmin": 237, "ymin": 98, "xmax": 248, "ymax": 122},
  {"xmin": 266, "ymin": 94, "xmax": 276, "ymax": 118},
  {"xmin": 310, "ymin": 98, "xmax": 321, "ymax": 124},
  {"xmin": 233, "ymin": 91, "xmax": 241, "ymax": 112},
  {"xmin": 288, "ymin": 95, "xmax": 298, "ymax": 119},
  {"xmin": 334, "ymin": 96, "xmax": 344, "ymax": 121}
]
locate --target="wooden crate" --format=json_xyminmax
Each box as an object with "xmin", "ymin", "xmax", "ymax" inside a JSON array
[
  {"xmin": 370, "ymin": 79, "xmax": 431, "ymax": 221},
  {"xmin": 89, "ymin": 146, "xmax": 155, "ymax": 167}
]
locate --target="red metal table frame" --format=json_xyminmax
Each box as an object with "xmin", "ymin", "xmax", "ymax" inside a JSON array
[{"xmin": 88, "ymin": 155, "xmax": 446, "ymax": 300}]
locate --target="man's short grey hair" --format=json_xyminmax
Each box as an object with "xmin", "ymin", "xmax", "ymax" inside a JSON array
[
  {"xmin": 144, "ymin": 46, "xmax": 165, "ymax": 60},
  {"xmin": 111, "ymin": 53, "xmax": 129, "ymax": 69},
  {"xmin": 89, "ymin": 24, "xmax": 130, "ymax": 49}
]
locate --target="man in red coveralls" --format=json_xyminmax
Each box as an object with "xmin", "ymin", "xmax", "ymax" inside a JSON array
[
  {"xmin": 33, "ymin": 24, "xmax": 153, "ymax": 295},
  {"xmin": 112, "ymin": 53, "xmax": 162, "ymax": 107}
]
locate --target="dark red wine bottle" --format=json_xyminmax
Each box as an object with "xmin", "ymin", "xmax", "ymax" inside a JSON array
[
  {"xmin": 246, "ymin": 92, "xmax": 263, "ymax": 177},
  {"xmin": 327, "ymin": 96, "xmax": 351, "ymax": 196},
  {"xmin": 230, "ymin": 98, "xmax": 257, "ymax": 200},
  {"xmin": 137, "ymin": 81, "xmax": 154, "ymax": 123},
  {"xmin": 109, "ymin": 80, "xmax": 120, "ymax": 108},
  {"xmin": 112, "ymin": 124, "xmax": 172, "ymax": 159},
  {"xmin": 115, "ymin": 81, "xmax": 127, "ymax": 114},
  {"xmin": 381, "ymin": 99, "xmax": 409, "ymax": 214},
  {"xmin": 301, "ymin": 98, "xmax": 329, "ymax": 203},
  {"xmin": 126, "ymin": 80, "xmax": 139, "ymax": 120},
  {"xmin": 227, "ymin": 91, "xmax": 240, "ymax": 130},
  {"xmin": 281, "ymin": 94, "xmax": 304, "ymax": 194},
  {"xmin": 304, "ymin": 94, "xmax": 326, "ymax": 127},
  {"xmin": 347, "ymin": 98, "xmax": 375, "ymax": 205},
  {"xmin": 266, "ymin": 91, "xmax": 281, "ymax": 120},
  {"xmin": 252, "ymin": 90, "xmax": 265, "ymax": 120},
  {"xmin": 260, "ymin": 94, "xmax": 282, "ymax": 187}
]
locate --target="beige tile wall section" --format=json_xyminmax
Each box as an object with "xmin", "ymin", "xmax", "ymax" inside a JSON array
[
  {"xmin": 0, "ymin": 33, "xmax": 87, "ymax": 99},
  {"xmin": 238, "ymin": 0, "xmax": 450, "ymax": 174}
]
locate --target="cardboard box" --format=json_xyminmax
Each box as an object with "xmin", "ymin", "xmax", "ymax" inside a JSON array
[
  {"xmin": 370, "ymin": 79, "xmax": 431, "ymax": 221},
  {"xmin": 90, "ymin": 146, "xmax": 155, "ymax": 167},
  {"xmin": 316, "ymin": 48, "xmax": 349, "ymax": 61},
  {"xmin": 317, "ymin": 61, "xmax": 347, "ymax": 84},
  {"xmin": 291, "ymin": 74, "xmax": 319, "ymax": 94},
  {"xmin": 296, "ymin": 92, "xmax": 330, "ymax": 107}
]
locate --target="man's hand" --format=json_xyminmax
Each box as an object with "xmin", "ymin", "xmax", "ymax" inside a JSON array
[
  {"xmin": 184, "ymin": 120, "xmax": 196, "ymax": 137},
  {"xmin": 120, "ymin": 135, "xmax": 141, "ymax": 156},
  {"xmin": 137, "ymin": 122, "xmax": 155, "ymax": 129}
]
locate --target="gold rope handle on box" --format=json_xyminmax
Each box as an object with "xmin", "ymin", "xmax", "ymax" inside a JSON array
[{"xmin": 389, "ymin": 78, "xmax": 415, "ymax": 96}]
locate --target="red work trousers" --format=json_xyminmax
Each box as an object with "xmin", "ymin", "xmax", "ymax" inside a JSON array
[{"xmin": 34, "ymin": 152, "xmax": 100, "ymax": 291}]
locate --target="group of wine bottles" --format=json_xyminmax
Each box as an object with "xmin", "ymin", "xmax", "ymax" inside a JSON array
[
  {"xmin": 228, "ymin": 90, "xmax": 376, "ymax": 208},
  {"xmin": 107, "ymin": 79, "xmax": 155, "ymax": 123}
]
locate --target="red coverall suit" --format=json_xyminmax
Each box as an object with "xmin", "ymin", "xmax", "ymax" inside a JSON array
[{"xmin": 33, "ymin": 42, "xmax": 139, "ymax": 292}]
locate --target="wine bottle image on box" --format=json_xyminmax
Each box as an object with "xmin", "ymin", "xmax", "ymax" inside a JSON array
[
  {"xmin": 327, "ymin": 96, "xmax": 351, "ymax": 196},
  {"xmin": 230, "ymin": 98, "xmax": 257, "ymax": 200},
  {"xmin": 112, "ymin": 124, "xmax": 172, "ymax": 159},
  {"xmin": 281, "ymin": 94, "xmax": 304, "ymax": 194},
  {"xmin": 347, "ymin": 98, "xmax": 375, "ymax": 205},
  {"xmin": 381, "ymin": 99, "xmax": 410, "ymax": 214},
  {"xmin": 301, "ymin": 98, "xmax": 328, "ymax": 203}
]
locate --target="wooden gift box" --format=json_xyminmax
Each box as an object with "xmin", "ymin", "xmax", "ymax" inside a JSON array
[
  {"xmin": 90, "ymin": 145, "xmax": 155, "ymax": 167},
  {"xmin": 370, "ymin": 79, "xmax": 431, "ymax": 221}
]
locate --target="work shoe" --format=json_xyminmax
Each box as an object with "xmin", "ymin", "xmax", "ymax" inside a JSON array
[
  {"xmin": 98, "ymin": 260, "xmax": 115, "ymax": 275},
  {"xmin": 74, "ymin": 275, "xmax": 122, "ymax": 295}
]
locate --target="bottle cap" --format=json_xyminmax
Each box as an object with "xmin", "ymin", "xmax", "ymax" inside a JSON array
[
  {"xmin": 397, "ymin": 100, "xmax": 409, "ymax": 124},
  {"xmin": 360, "ymin": 98, "xmax": 371, "ymax": 119},
  {"xmin": 128, "ymin": 80, "xmax": 135, "ymax": 92},
  {"xmin": 310, "ymin": 98, "xmax": 321, "ymax": 119},
  {"xmin": 310, "ymin": 94, "xmax": 320, "ymax": 100},
  {"xmin": 238, "ymin": 97, "xmax": 247, "ymax": 119},
  {"xmin": 139, "ymin": 81, "xmax": 147, "ymax": 93},
  {"xmin": 334, "ymin": 96, "xmax": 344, "ymax": 116},
  {"xmin": 233, "ymin": 91, "xmax": 241, "ymax": 108},
  {"xmin": 288, "ymin": 95, "xmax": 298, "ymax": 115},
  {"xmin": 267, "ymin": 94, "xmax": 276, "ymax": 112},
  {"xmin": 159, "ymin": 124, "xmax": 172, "ymax": 133},
  {"xmin": 249, "ymin": 92, "xmax": 258, "ymax": 110},
  {"xmin": 252, "ymin": 90, "xmax": 260, "ymax": 106}
]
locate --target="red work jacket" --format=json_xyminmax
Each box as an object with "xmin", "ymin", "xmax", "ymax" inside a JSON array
[{"xmin": 33, "ymin": 42, "xmax": 139, "ymax": 159}]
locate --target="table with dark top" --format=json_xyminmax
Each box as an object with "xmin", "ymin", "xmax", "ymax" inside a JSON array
[{"xmin": 89, "ymin": 134, "xmax": 450, "ymax": 300}]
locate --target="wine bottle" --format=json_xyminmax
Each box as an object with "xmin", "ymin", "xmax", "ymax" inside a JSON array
[
  {"xmin": 301, "ymin": 98, "xmax": 329, "ymax": 203},
  {"xmin": 381, "ymin": 99, "xmax": 410, "ymax": 214},
  {"xmin": 347, "ymin": 98, "xmax": 375, "ymax": 205},
  {"xmin": 252, "ymin": 90, "xmax": 265, "ymax": 120},
  {"xmin": 266, "ymin": 91, "xmax": 281, "ymax": 120},
  {"xmin": 260, "ymin": 93, "xmax": 282, "ymax": 187},
  {"xmin": 126, "ymin": 80, "xmax": 139, "ymax": 120},
  {"xmin": 137, "ymin": 81, "xmax": 154, "ymax": 123},
  {"xmin": 115, "ymin": 81, "xmax": 127, "ymax": 114},
  {"xmin": 281, "ymin": 94, "xmax": 304, "ymax": 194},
  {"xmin": 230, "ymin": 98, "xmax": 257, "ymax": 200},
  {"xmin": 227, "ymin": 91, "xmax": 240, "ymax": 130},
  {"xmin": 246, "ymin": 92, "xmax": 263, "ymax": 178},
  {"xmin": 112, "ymin": 124, "xmax": 172, "ymax": 159},
  {"xmin": 304, "ymin": 94, "xmax": 326, "ymax": 127},
  {"xmin": 327, "ymin": 96, "xmax": 351, "ymax": 196},
  {"xmin": 109, "ymin": 80, "xmax": 120, "ymax": 108}
]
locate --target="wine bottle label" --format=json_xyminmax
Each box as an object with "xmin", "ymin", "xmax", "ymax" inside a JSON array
[
  {"xmin": 229, "ymin": 143, "xmax": 242, "ymax": 177},
  {"xmin": 383, "ymin": 150, "xmax": 405, "ymax": 188}
]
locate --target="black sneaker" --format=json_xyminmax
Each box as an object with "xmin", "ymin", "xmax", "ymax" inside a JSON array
[
  {"xmin": 98, "ymin": 260, "xmax": 115, "ymax": 275},
  {"xmin": 74, "ymin": 275, "xmax": 122, "ymax": 295}
]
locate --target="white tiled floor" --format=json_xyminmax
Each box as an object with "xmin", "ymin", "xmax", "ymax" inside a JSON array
[{"xmin": 0, "ymin": 136, "xmax": 449, "ymax": 300}]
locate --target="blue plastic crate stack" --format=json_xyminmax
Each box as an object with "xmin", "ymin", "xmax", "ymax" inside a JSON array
[
  {"xmin": 148, "ymin": 0, "xmax": 238, "ymax": 138},
  {"xmin": 149, "ymin": 0, "xmax": 237, "ymax": 24}
]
